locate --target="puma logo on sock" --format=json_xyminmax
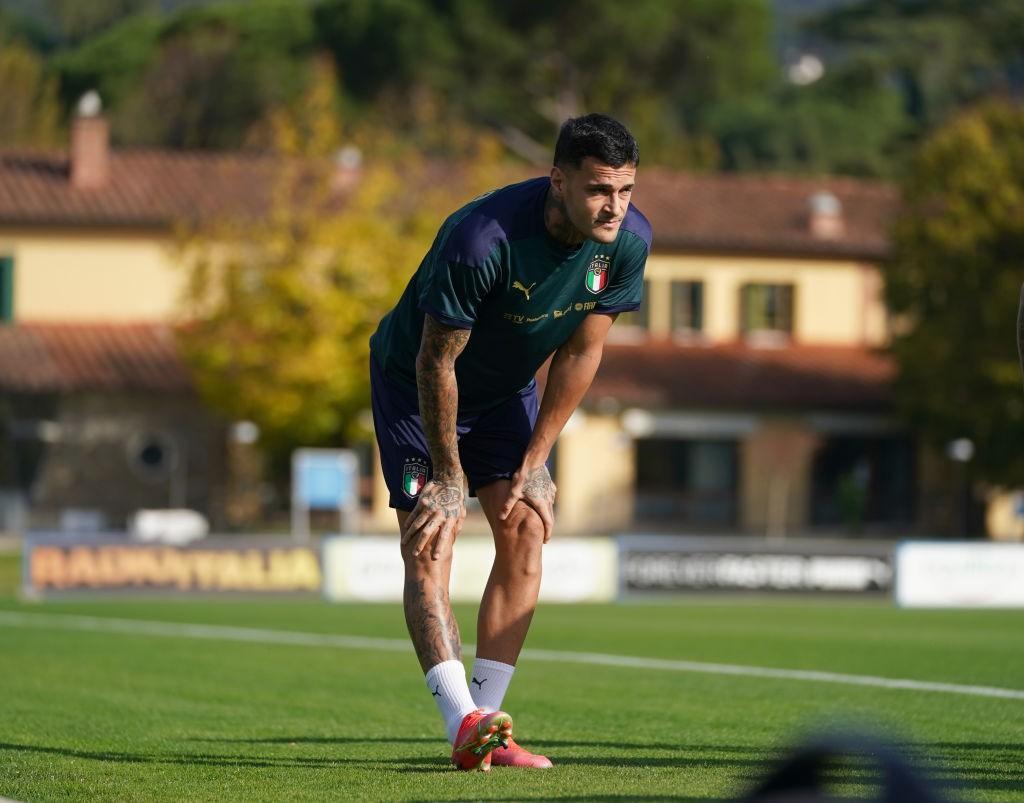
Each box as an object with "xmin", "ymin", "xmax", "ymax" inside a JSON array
[
  {"xmin": 471, "ymin": 677, "xmax": 487, "ymax": 688},
  {"xmin": 431, "ymin": 685, "xmax": 441, "ymax": 697}
]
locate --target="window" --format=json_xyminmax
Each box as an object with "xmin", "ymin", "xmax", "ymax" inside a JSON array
[
  {"xmin": 634, "ymin": 438, "xmax": 738, "ymax": 526},
  {"xmin": 810, "ymin": 436, "xmax": 915, "ymax": 529},
  {"xmin": 670, "ymin": 280, "xmax": 703, "ymax": 333},
  {"xmin": 740, "ymin": 283, "xmax": 793, "ymax": 336},
  {"xmin": 0, "ymin": 257, "xmax": 12, "ymax": 323}
]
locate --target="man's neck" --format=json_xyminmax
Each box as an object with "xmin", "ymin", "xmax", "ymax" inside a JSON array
[{"xmin": 543, "ymin": 188, "xmax": 584, "ymax": 248}]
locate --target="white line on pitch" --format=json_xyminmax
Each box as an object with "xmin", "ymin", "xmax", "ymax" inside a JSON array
[{"xmin": 1, "ymin": 610, "xmax": 1022, "ymax": 701}]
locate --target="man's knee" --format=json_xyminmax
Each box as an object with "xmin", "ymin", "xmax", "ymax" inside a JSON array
[
  {"xmin": 493, "ymin": 503, "xmax": 544, "ymax": 577},
  {"xmin": 401, "ymin": 538, "xmax": 453, "ymax": 575}
]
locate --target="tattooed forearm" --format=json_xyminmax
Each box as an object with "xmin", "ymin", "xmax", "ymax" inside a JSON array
[
  {"xmin": 417, "ymin": 316, "xmax": 470, "ymax": 479},
  {"xmin": 522, "ymin": 465, "xmax": 556, "ymax": 502},
  {"xmin": 404, "ymin": 576, "xmax": 462, "ymax": 671}
]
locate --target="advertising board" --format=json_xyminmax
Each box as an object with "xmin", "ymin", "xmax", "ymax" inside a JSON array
[
  {"xmin": 895, "ymin": 541, "xmax": 1024, "ymax": 608},
  {"xmin": 322, "ymin": 536, "xmax": 617, "ymax": 603},
  {"xmin": 23, "ymin": 536, "xmax": 322, "ymax": 596},
  {"xmin": 619, "ymin": 536, "xmax": 893, "ymax": 594}
]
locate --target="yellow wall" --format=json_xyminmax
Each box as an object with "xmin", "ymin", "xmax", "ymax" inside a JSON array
[
  {"xmin": 635, "ymin": 254, "xmax": 888, "ymax": 346},
  {"xmin": 0, "ymin": 227, "xmax": 183, "ymax": 322},
  {"xmin": 555, "ymin": 410, "xmax": 635, "ymax": 533}
]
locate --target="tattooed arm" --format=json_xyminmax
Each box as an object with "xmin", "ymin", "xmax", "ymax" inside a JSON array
[
  {"xmin": 402, "ymin": 315, "xmax": 471, "ymax": 560},
  {"xmin": 500, "ymin": 312, "xmax": 618, "ymax": 541}
]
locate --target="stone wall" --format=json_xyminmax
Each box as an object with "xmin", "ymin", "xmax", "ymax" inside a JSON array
[{"xmin": 2, "ymin": 391, "xmax": 228, "ymax": 531}]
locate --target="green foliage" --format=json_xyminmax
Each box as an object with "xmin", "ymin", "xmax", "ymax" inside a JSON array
[
  {"xmin": 55, "ymin": 0, "xmax": 316, "ymax": 148},
  {"xmin": 809, "ymin": 0, "xmax": 1024, "ymax": 136},
  {"xmin": 53, "ymin": 13, "xmax": 164, "ymax": 115},
  {"xmin": 884, "ymin": 101, "xmax": 1024, "ymax": 485},
  {"xmin": 47, "ymin": 0, "xmax": 158, "ymax": 44},
  {"xmin": 6, "ymin": 0, "xmax": 1024, "ymax": 175},
  {"xmin": 0, "ymin": 34, "xmax": 62, "ymax": 146},
  {"xmin": 709, "ymin": 61, "xmax": 909, "ymax": 176},
  {"xmin": 314, "ymin": 0, "xmax": 777, "ymax": 169}
]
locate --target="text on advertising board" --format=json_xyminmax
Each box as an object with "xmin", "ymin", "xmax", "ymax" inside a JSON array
[{"xmin": 26, "ymin": 542, "xmax": 321, "ymax": 593}]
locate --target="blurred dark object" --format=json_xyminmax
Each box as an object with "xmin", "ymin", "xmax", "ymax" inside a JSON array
[
  {"xmin": 742, "ymin": 731, "xmax": 943, "ymax": 803},
  {"xmin": 1018, "ymin": 281, "xmax": 1024, "ymax": 392}
]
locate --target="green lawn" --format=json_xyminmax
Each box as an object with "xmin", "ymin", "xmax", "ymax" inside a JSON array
[{"xmin": 0, "ymin": 552, "xmax": 1022, "ymax": 801}]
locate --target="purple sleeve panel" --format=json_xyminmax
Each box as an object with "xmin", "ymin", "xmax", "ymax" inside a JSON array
[{"xmin": 418, "ymin": 302, "xmax": 475, "ymax": 330}]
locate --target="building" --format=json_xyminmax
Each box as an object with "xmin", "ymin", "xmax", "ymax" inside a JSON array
[
  {"xmin": 550, "ymin": 172, "xmax": 928, "ymax": 537},
  {"xmin": 0, "ymin": 105, "xmax": 951, "ymax": 538},
  {"xmin": 0, "ymin": 107, "xmax": 277, "ymax": 532}
]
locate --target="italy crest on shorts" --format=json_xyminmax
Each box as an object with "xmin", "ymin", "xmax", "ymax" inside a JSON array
[
  {"xmin": 586, "ymin": 256, "xmax": 610, "ymax": 294},
  {"xmin": 402, "ymin": 458, "xmax": 429, "ymax": 498}
]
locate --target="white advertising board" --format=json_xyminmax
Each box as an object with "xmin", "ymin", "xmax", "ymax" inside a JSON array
[
  {"xmin": 322, "ymin": 536, "xmax": 617, "ymax": 603},
  {"xmin": 895, "ymin": 541, "xmax": 1024, "ymax": 608}
]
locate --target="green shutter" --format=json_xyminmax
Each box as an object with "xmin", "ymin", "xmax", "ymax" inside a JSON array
[{"xmin": 0, "ymin": 257, "xmax": 12, "ymax": 323}]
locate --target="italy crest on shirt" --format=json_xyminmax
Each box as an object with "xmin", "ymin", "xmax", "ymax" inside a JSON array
[
  {"xmin": 586, "ymin": 255, "xmax": 610, "ymax": 294},
  {"xmin": 402, "ymin": 458, "xmax": 429, "ymax": 498}
]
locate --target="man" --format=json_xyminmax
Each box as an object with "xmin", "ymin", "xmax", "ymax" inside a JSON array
[{"xmin": 369, "ymin": 114, "xmax": 651, "ymax": 771}]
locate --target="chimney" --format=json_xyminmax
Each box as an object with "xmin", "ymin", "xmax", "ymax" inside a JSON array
[
  {"xmin": 808, "ymin": 190, "xmax": 844, "ymax": 239},
  {"xmin": 70, "ymin": 90, "xmax": 110, "ymax": 190}
]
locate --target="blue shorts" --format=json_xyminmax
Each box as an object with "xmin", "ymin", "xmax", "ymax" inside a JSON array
[{"xmin": 370, "ymin": 357, "xmax": 539, "ymax": 511}]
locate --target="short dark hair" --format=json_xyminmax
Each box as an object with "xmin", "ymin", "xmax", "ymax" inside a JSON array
[{"xmin": 553, "ymin": 114, "xmax": 639, "ymax": 170}]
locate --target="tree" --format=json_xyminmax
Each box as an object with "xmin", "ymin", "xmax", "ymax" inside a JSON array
[
  {"xmin": 176, "ymin": 62, "xmax": 512, "ymax": 457},
  {"xmin": 0, "ymin": 35, "xmax": 62, "ymax": 147},
  {"xmin": 314, "ymin": 0, "xmax": 777, "ymax": 168},
  {"xmin": 884, "ymin": 101, "xmax": 1024, "ymax": 486},
  {"xmin": 809, "ymin": 0, "xmax": 1024, "ymax": 140},
  {"xmin": 55, "ymin": 0, "xmax": 317, "ymax": 149},
  {"xmin": 47, "ymin": 0, "xmax": 157, "ymax": 44}
]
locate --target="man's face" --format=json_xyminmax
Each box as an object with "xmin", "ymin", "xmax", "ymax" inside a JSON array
[{"xmin": 551, "ymin": 157, "xmax": 636, "ymax": 244}]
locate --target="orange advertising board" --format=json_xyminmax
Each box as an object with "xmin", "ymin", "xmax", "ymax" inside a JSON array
[{"xmin": 23, "ymin": 538, "xmax": 322, "ymax": 595}]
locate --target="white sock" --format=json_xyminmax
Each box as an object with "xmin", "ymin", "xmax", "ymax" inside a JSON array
[
  {"xmin": 425, "ymin": 660, "xmax": 479, "ymax": 744},
  {"xmin": 469, "ymin": 657, "xmax": 515, "ymax": 713}
]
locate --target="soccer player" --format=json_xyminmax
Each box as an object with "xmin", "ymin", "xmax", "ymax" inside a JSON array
[{"xmin": 369, "ymin": 114, "xmax": 651, "ymax": 770}]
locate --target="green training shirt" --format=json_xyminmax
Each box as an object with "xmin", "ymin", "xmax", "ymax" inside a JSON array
[{"xmin": 369, "ymin": 176, "xmax": 652, "ymax": 413}]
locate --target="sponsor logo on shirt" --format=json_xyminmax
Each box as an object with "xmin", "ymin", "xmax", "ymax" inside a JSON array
[
  {"xmin": 402, "ymin": 458, "xmax": 429, "ymax": 498},
  {"xmin": 586, "ymin": 255, "xmax": 611, "ymax": 294}
]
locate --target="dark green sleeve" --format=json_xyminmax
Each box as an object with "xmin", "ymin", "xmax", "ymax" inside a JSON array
[
  {"xmin": 417, "ymin": 256, "xmax": 500, "ymax": 329},
  {"xmin": 594, "ymin": 234, "xmax": 648, "ymax": 314}
]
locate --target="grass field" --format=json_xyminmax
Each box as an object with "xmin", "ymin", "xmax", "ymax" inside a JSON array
[{"xmin": 1, "ymin": 550, "xmax": 1023, "ymax": 802}]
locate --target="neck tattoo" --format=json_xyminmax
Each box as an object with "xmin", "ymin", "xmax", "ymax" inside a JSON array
[{"xmin": 543, "ymin": 190, "xmax": 584, "ymax": 247}]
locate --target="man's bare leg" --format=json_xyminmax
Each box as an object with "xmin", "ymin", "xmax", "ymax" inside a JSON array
[
  {"xmin": 474, "ymin": 480, "xmax": 546, "ymax": 665},
  {"xmin": 396, "ymin": 509, "xmax": 462, "ymax": 671},
  {"xmin": 466, "ymin": 480, "xmax": 554, "ymax": 768}
]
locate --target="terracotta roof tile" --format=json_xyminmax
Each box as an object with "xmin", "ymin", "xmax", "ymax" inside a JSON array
[
  {"xmin": 582, "ymin": 340, "xmax": 895, "ymax": 411},
  {"xmin": 0, "ymin": 146, "xmax": 898, "ymax": 258},
  {"xmin": 633, "ymin": 169, "xmax": 898, "ymax": 259},
  {"xmin": 0, "ymin": 323, "xmax": 191, "ymax": 393},
  {"xmin": 0, "ymin": 149, "xmax": 274, "ymax": 228}
]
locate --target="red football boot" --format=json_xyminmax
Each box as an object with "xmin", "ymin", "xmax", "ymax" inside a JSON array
[
  {"xmin": 489, "ymin": 736, "xmax": 553, "ymax": 769},
  {"xmin": 450, "ymin": 709, "xmax": 513, "ymax": 771}
]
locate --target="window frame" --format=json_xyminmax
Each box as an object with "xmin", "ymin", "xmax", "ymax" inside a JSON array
[{"xmin": 740, "ymin": 282, "xmax": 794, "ymax": 338}]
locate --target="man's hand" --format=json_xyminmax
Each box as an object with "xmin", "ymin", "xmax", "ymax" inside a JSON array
[
  {"xmin": 500, "ymin": 464, "xmax": 557, "ymax": 542},
  {"xmin": 401, "ymin": 478, "xmax": 467, "ymax": 560}
]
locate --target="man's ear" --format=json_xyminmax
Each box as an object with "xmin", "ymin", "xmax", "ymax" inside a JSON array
[{"xmin": 550, "ymin": 165, "xmax": 566, "ymax": 197}]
